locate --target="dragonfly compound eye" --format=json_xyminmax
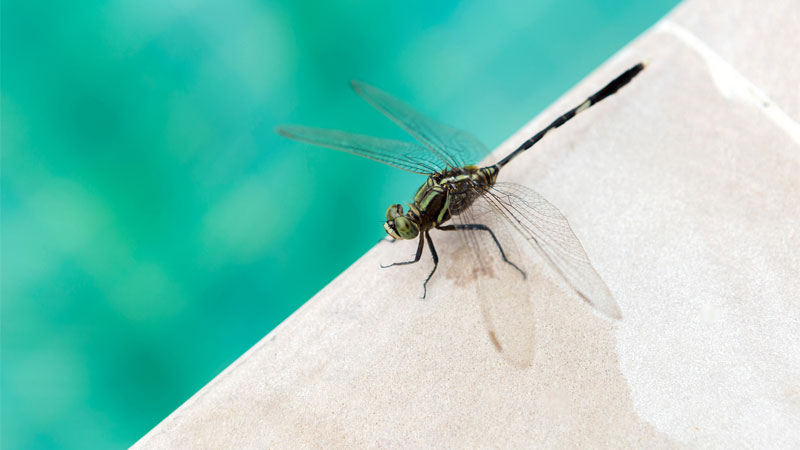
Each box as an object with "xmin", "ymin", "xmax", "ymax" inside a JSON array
[
  {"xmin": 385, "ymin": 204, "xmax": 404, "ymax": 220},
  {"xmin": 385, "ymin": 216, "xmax": 418, "ymax": 240}
]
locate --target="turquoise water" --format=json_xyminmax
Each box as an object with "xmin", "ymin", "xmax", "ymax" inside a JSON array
[{"xmin": 1, "ymin": 0, "xmax": 678, "ymax": 447}]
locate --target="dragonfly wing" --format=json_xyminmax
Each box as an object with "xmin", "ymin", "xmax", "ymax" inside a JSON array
[
  {"xmin": 276, "ymin": 125, "xmax": 445, "ymax": 174},
  {"xmin": 485, "ymin": 182, "xmax": 622, "ymax": 319},
  {"xmin": 351, "ymin": 81, "xmax": 488, "ymax": 168},
  {"xmin": 448, "ymin": 188, "xmax": 536, "ymax": 367}
]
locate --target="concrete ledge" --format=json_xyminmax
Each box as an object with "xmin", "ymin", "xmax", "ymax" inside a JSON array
[{"xmin": 133, "ymin": 0, "xmax": 800, "ymax": 447}]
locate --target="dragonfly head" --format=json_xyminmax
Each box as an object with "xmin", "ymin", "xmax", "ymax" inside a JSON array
[{"xmin": 384, "ymin": 204, "xmax": 419, "ymax": 240}]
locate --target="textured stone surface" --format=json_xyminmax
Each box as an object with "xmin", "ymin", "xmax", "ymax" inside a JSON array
[
  {"xmin": 668, "ymin": 0, "xmax": 800, "ymax": 126},
  {"xmin": 133, "ymin": 0, "xmax": 800, "ymax": 448}
]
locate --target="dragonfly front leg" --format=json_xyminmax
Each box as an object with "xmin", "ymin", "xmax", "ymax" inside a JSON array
[
  {"xmin": 437, "ymin": 223, "xmax": 526, "ymax": 279},
  {"xmin": 381, "ymin": 233, "xmax": 424, "ymax": 268},
  {"xmin": 380, "ymin": 232, "xmax": 438, "ymax": 299}
]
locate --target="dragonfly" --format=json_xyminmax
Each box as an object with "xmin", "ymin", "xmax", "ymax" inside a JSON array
[{"xmin": 278, "ymin": 63, "xmax": 644, "ymax": 363}]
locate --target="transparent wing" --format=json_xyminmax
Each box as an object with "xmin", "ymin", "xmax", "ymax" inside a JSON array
[
  {"xmin": 448, "ymin": 188, "xmax": 536, "ymax": 367},
  {"xmin": 276, "ymin": 125, "xmax": 445, "ymax": 174},
  {"xmin": 351, "ymin": 81, "xmax": 488, "ymax": 168},
  {"xmin": 483, "ymin": 182, "xmax": 622, "ymax": 319}
]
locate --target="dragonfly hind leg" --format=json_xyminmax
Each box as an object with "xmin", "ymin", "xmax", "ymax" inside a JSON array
[
  {"xmin": 437, "ymin": 223, "xmax": 526, "ymax": 279},
  {"xmin": 380, "ymin": 233, "xmax": 439, "ymax": 298}
]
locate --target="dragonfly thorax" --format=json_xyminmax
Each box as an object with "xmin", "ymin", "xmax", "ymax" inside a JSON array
[{"xmin": 383, "ymin": 165, "xmax": 499, "ymax": 240}]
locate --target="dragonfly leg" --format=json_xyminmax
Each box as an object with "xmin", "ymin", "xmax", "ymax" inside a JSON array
[
  {"xmin": 438, "ymin": 223, "xmax": 526, "ymax": 279},
  {"xmin": 422, "ymin": 231, "xmax": 439, "ymax": 299},
  {"xmin": 381, "ymin": 234, "xmax": 424, "ymax": 268},
  {"xmin": 380, "ymin": 233, "xmax": 437, "ymax": 298}
]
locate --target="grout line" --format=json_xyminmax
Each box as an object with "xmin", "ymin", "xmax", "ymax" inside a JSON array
[{"xmin": 657, "ymin": 20, "xmax": 800, "ymax": 159}]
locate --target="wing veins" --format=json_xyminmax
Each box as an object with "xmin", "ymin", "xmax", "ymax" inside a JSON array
[{"xmin": 276, "ymin": 125, "xmax": 442, "ymax": 174}]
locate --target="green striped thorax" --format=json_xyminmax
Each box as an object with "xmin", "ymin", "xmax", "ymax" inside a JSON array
[{"xmin": 383, "ymin": 165, "xmax": 499, "ymax": 241}]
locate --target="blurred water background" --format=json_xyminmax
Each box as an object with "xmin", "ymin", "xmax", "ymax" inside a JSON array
[{"xmin": 1, "ymin": 0, "xmax": 679, "ymax": 447}]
